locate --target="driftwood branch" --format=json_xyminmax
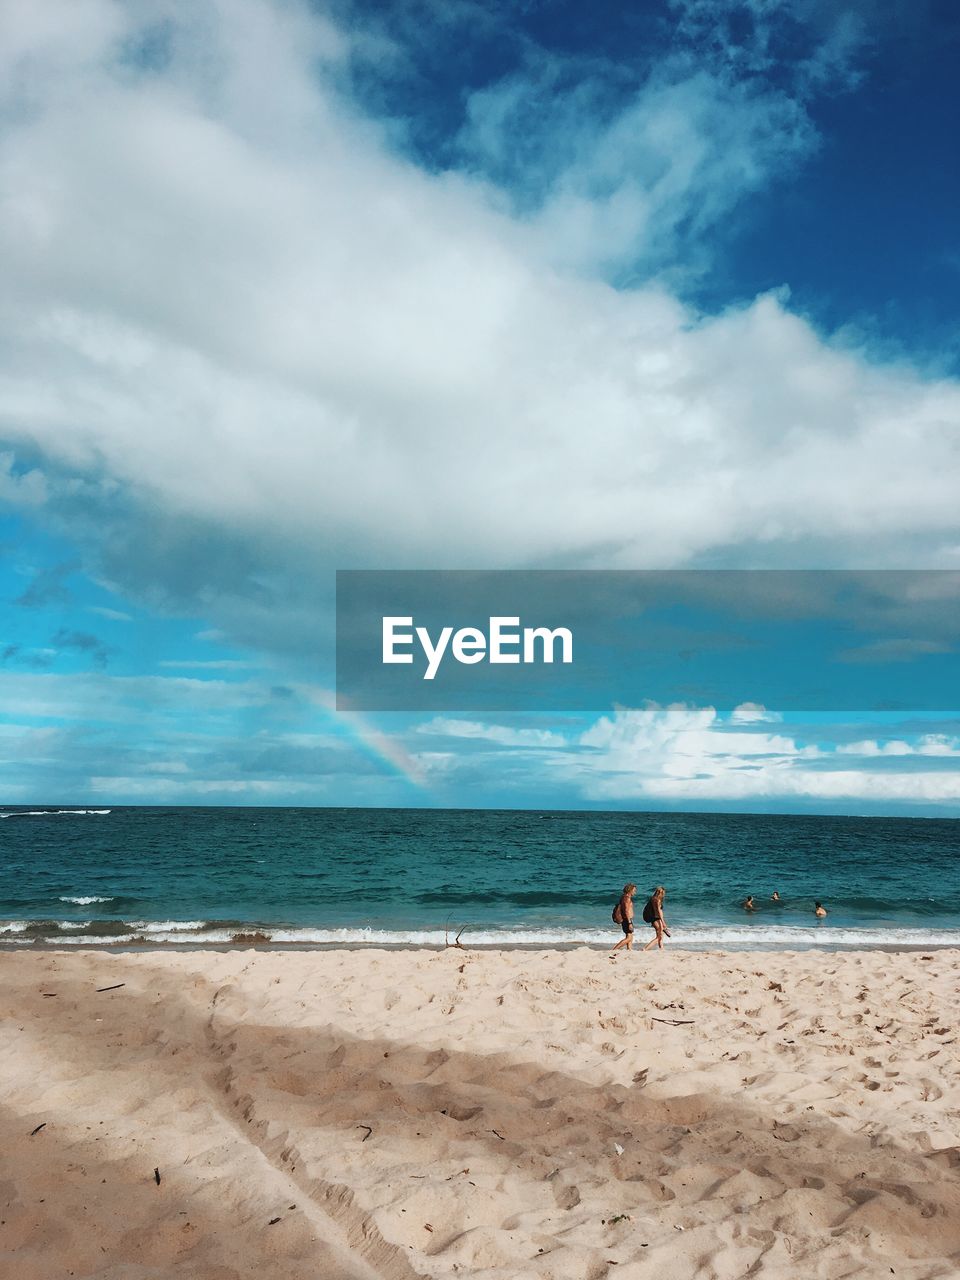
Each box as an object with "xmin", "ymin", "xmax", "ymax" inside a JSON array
[{"xmin": 444, "ymin": 922, "xmax": 468, "ymax": 950}]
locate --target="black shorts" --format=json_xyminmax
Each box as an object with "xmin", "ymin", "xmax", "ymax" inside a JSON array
[{"xmin": 621, "ymin": 920, "xmax": 634, "ymax": 935}]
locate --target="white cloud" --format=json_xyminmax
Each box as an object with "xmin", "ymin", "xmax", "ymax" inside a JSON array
[
  {"xmin": 569, "ymin": 705, "xmax": 960, "ymax": 803},
  {"xmin": 87, "ymin": 605, "xmax": 133, "ymax": 621},
  {"xmin": 0, "ymin": 451, "xmax": 47, "ymax": 506},
  {"xmin": 0, "ymin": 670, "xmax": 290, "ymax": 722},
  {"xmin": 729, "ymin": 701, "xmax": 781, "ymax": 723},
  {"xmin": 87, "ymin": 775, "xmax": 328, "ymax": 798},
  {"xmin": 409, "ymin": 703, "xmax": 960, "ymax": 807},
  {"xmin": 159, "ymin": 658, "xmax": 257, "ymax": 670},
  {"xmin": 578, "ymin": 701, "xmax": 814, "ymax": 774},
  {"xmin": 836, "ymin": 734, "xmax": 960, "ymax": 758},
  {"xmin": 0, "ymin": 0, "xmax": 958, "ymax": 658},
  {"xmin": 459, "ymin": 66, "xmax": 815, "ymax": 278},
  {"xmin": 836, "ymin": 738, "xmax": 913, "ymax": 756},
  {"xmin": 416, "ymin": 716, "xmax": 568, "ymax": 748}
]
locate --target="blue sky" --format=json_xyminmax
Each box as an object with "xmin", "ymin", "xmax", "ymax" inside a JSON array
[{"xmin": 1, "ymin": 0, "xmax": 959, "ymax": 812}]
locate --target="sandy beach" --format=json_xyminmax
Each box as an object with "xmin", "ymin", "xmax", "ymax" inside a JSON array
[{"xmin": 2, "ymin": 946, "xmax": 959, "ymax": 1279}]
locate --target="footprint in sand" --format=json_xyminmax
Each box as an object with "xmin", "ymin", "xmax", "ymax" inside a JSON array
[
  {"xmin": 441, "ymin": 1102, "xmax": 483, "ymax": 1122},
  {"xmin": 772, "ymin": 1122, "xmax": 802, "ymax": 1142},
  {"xmin": 918, "ymin": 1079, "xmax": 943, "ymax": 1102},
  {"xmin": 551, "ymin": 1182, "xmax": 581, "ymax": 1209}
]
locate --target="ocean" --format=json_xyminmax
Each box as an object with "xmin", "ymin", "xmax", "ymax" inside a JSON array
[{"xmin": 1, "ymin": 806, "xmax": 958, "ymax": 950}]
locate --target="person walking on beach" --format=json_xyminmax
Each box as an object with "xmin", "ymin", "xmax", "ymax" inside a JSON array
[
  {"xmin": 610, "ymin": 883, "xmax": 637, "ymax": 954},
  {"xmin": 642, "ymin": 886, "xmax": 671, "ymax": 951}
]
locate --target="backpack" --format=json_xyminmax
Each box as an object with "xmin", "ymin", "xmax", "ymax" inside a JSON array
[
  {"xmin": 612, "ymin": 899, "xmax": 623, "ymax": 924},
  {"xmin": 642, "ymin": 900, "xmax": 655, "ymax": 924}
]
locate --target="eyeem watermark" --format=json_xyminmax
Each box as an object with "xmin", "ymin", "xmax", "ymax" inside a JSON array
[
  {"xmin": 382, "ymin": 615, "xmax": 573, "ymax": 680},
  {"xmin": 336, "ymin": 569, "xmax": 960, "ymax": 711}
]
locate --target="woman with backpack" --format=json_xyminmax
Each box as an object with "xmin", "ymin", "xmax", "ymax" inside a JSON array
[
  {"xmin": 610, "ymin": 883, "xmax": 637, "ymax": 954},
  {"xmin": 641, "ymin": 886, "xmax": 671, "ymax": 951}
]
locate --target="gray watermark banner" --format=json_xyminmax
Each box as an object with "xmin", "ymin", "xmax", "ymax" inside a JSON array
[{"xmin": 335, "ymin": 569, "xmax": 960, "ymax": 711}]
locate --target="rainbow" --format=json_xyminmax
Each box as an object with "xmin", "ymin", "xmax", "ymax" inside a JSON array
[{"xmin": 307, "ymin": 687, "xmax": 427, "ymax": 789}]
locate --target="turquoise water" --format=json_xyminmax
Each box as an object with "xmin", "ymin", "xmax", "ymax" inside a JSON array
[{"xmin": 1, "ymin": 806, "xmax": 958, "ymax": 949}]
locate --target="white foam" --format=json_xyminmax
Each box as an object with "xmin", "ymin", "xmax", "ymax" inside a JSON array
[
  {"xmin": 0, "ymin": 809, "xmax": 111, "ymax": 818},
  {"xmin": 267, "ymin": 927, "xmax": 609, "ymax": 945},
  {"xmin": 60, "ymin": 895, "xmax": 114, "ymax": 905},
  {"xmin": 127, "ymin": 920, "xmax": 207, "ymax": 933},
  {"xmin": 261, "ymin": 924, "xmax": 960, "ymax": 948},
  {"xmin": 49, "ymin": 934, "xmax": 141, "ymax": 945},
  {"xmin": 167, "ymin": 923, "xmax": 960, "ymax": 948},
  {"xmin": 4, "ymin": 922, "xmax": 960, "ymax": 950}
]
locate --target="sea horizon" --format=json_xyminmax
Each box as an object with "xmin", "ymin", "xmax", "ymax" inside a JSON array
[{"xmin": 3, "ymin": 804, "xmax": 958, "ymax": 952}]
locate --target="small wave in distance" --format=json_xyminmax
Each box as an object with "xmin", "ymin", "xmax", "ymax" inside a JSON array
[{"xmin": 0, "ymin": 809, "xmax": 111, "ymax": 819}]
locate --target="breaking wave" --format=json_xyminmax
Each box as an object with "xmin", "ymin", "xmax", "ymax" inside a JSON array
[
  {"xmin": 0, "ymin": 809, "xmax": 111, "ymax": 818},
  {"xmin": 2, "ymin": 919, "xmax": 960, "ymax": 950}
]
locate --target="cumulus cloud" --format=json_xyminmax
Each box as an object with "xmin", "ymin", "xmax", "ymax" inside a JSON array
[
  {"xmin": 572, "ymin": 706, "xmax": 960, "ymax": 803},
  {"xmin": 729, "ymin": 701, "xmax": 781, "ymax": 723},
  {"xmin": 0, "ymin": 0, "xmax": 958, "ymax": 670},
  {"xmin": 406, "ymin": 703, "xmax": 960, "ymax": 808},
  {"xmin": 836, "ymin": 734, "xmax": 960, "ymax": 757}
]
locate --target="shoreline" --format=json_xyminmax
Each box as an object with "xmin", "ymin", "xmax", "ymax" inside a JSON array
[
  {"xmin": 5, "ymin": 919, "xmax": 960, "ymax": 952},
  {"xmin": 4, "ymin": 939, "xmax": 960, "ymax": 954}
]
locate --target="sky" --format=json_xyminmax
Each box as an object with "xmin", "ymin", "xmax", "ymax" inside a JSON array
[{"xmin": 1, "ymin": 0, "xmax": 959, "ymax": 812}]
